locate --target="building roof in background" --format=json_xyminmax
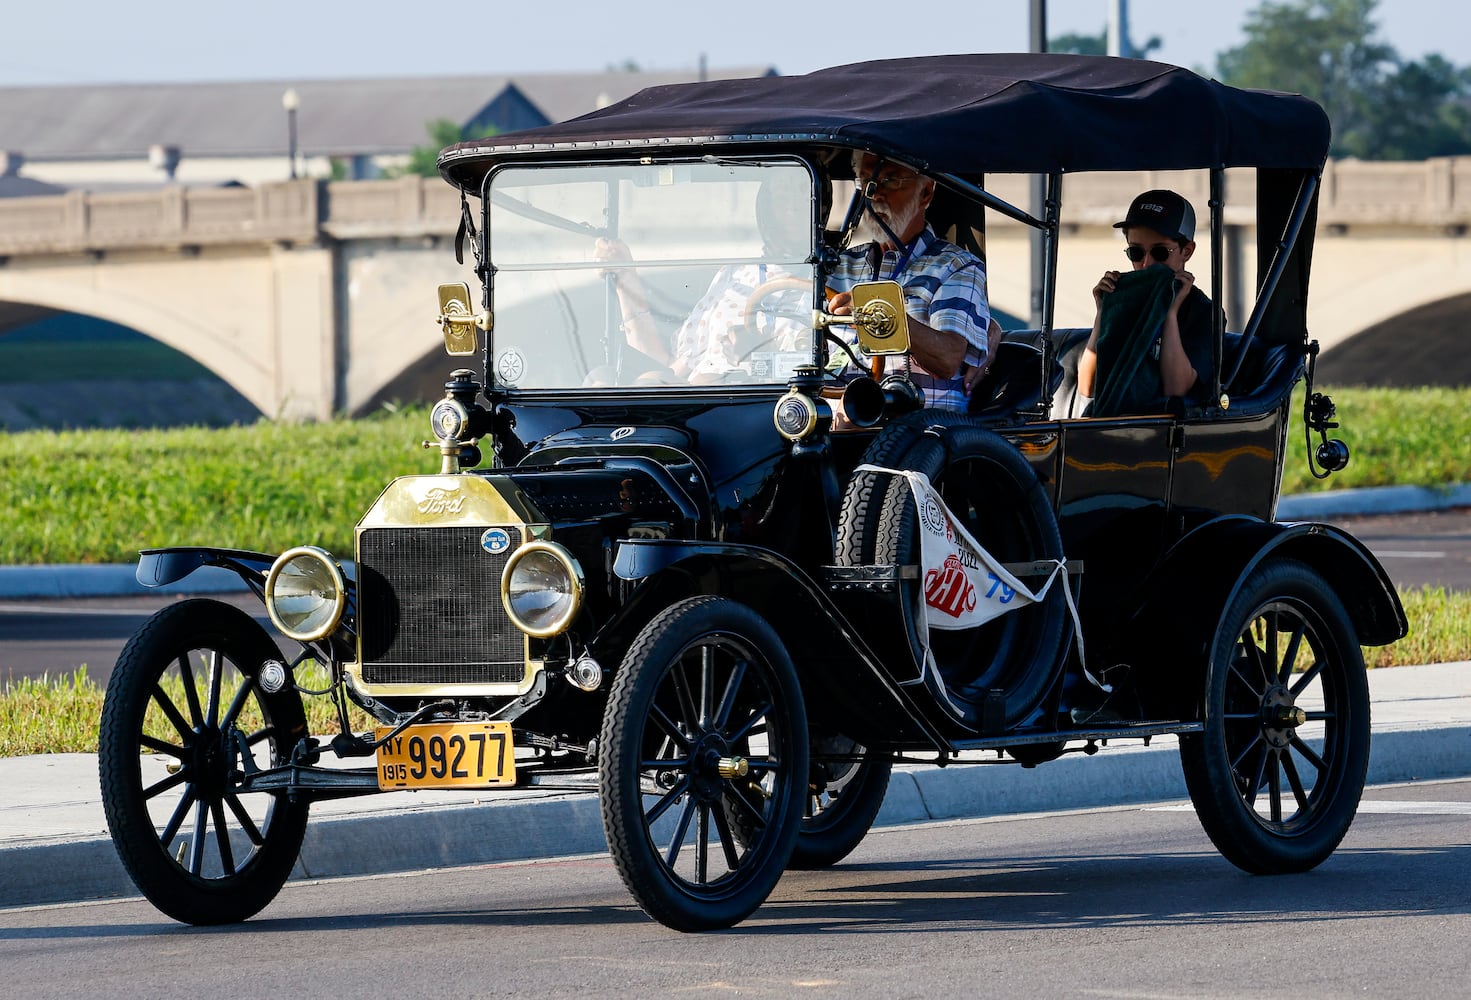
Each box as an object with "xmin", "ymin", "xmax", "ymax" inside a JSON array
[
  {"xmin": 0, "ymin": 68, "xmax": 778, "ymax": 162},
  {"xmin": 0, "ymin": 174, "xmax": 65, "ymax": 196}
]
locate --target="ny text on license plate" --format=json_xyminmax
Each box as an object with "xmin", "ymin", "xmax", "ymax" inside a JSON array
[{"xmin": 375, "ymin": 721, "xmax": 515, "ymax": 790}]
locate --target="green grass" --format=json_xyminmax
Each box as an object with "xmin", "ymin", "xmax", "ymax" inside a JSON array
[
  {"xmin": 1, "ymin": 662, "xmax": 371, "ymax": 758},
  {"xmin": 0, "ymin": 406, "xmax": 432, "ymax": 564},
  {"xmin": 1, "ymin": 386, "xmax": 1467, "ymax": 566},
  {"xmin": 1281, "ymin": 385, "xmax": 1471, "ymax": 494},
  {"xmin": 4, "ymin": 585, "xmax": 1460, "ymax": 756},
  {"xmin": 1365, "ymin": 586, "xmax": 1471, "ymax": 669}
]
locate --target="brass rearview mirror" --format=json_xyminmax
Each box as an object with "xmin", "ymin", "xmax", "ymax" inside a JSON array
[
  {"xmin": 436, "ymin": 282, "xmax": 491, "ymax": 356},
  {"xmin": 850, "ymin": 281, "xmax": 911, "ymax": 356},
  {"xmin": 818, "ymin": 280, "xmax": 910, "ymax": 357}
]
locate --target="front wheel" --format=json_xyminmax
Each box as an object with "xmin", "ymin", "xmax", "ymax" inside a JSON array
[
  {"xmin": 599, "ymin": 597, "xmax": 808, "ymax": 931},
  {"xmin": 1179, "ymin": 559, "xmax": 1370, "ymax": 874},
  {"xmin": 99, "ymin": 599, "xmax": 310, "ymax": 924}
]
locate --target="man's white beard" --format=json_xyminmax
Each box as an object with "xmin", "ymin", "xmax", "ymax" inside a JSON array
[{"xmin": 850, "ymin": 194, "xmax": 924, "ymax": 249}]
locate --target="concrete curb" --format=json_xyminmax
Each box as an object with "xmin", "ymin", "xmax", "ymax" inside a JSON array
[
  {"xmin": 4, "ymin": 722, "xmax": 1467, "ymax": 910},
  {"xmin": 1276, "ymin": 483, "xmax": 1471, "ymax": 520},
  {"xmin": 0, "ymin": 563, "xmax": 248, "ymax": 599}
]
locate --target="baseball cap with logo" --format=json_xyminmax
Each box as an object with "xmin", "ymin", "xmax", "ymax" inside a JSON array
[{"xmin": 1113, "ymin": 189, "xmax": 1196, "ymax": 243}]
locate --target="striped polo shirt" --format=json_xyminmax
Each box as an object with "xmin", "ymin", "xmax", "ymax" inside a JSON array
[{"xmin": 828, "ymin": 226, "xmax": 991, "ymax": 410}]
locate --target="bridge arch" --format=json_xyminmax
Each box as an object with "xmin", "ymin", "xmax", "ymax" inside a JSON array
[
  {"xmin": 0, "ymin": 242, "xmax": 338, "ymax": 422},
  {"xmin": 0, "ymin": 267, "xmax": 271, "ymax": 416},
  {"xmin": 1317, "ymin": 290, "xmax": 1471, "ymax": 387},
  {"xmin": 1305, "ymin": 232, "xmax": 1471, "ymax": 356}
]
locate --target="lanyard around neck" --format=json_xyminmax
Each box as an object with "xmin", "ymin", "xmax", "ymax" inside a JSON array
[{"xmin": 871, "ymin": 233, "xmax": 920, "ymax": 281}]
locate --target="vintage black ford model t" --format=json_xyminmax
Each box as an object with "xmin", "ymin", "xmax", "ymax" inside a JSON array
[{"xmin": 100, "ymin": 54, "xmax": 1406, "ymax": 931}]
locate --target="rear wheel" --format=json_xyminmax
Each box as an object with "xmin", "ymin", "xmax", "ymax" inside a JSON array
[
  {"xmin": 789, "ymin": 737, "xmax": 892, "ymax": 869},
  {"xmin": 599, "ymin": 597, "xmax": 808, "ymax": 931},
  {"xmin": 99, "ymin": 600, "xmax": 310, "ymax": 924},
  {"xmin": 1179, "ymin": 559, "xmax": 1370, "ymax": 874}
]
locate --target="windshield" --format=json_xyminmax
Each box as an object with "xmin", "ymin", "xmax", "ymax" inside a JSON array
[{"xmin": 486, "ymin": 160, "xmax": 816, "ymax": 389}]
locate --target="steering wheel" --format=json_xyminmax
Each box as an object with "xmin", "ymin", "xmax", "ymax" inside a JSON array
[{"xmin": 741, "ymin": 275, "xmax": 813, "ymax": 342}]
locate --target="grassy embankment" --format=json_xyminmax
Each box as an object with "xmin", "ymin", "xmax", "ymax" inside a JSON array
[
  {"xmin": 1, "ymin": 386, "xmax": 1468, "ymax": 755},
  {"xmin": 3, "ymin": 385, "xmax": 1469, "ymax": 565}
]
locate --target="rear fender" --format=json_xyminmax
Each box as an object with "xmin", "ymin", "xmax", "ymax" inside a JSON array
[
  {"xmin": 600, "ymin": 539, "xmax": 949, "ymax": 748},
  {"xmin": 1147, "ymin": 517, "xmax": 1404, "ymax": 646},
  {"xmin": 1123, "ymin": 516, "xmax": 1406, "ymax": 713}
]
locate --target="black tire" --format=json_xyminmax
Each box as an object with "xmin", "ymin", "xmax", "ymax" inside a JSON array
[
  {"xmin": 835, "ymin": 410, "xmax": 973, "ymax": 567},
  {"xmin": 599, "ymin": 596, "xmax": 808, "ymax": 931},
  {"xmin": 1179, "ymin": 558, "xmax": 1370, "ymax": 874},
  {"xmin": 99, "ymin": 599, "xmax": 310, "ymax": 925},
  {"xmin": 838, "ymin": 417, "xmax": 1069, "ymax": 730},
  {"xmin": 788, "ymin": 737, "xmax": 892, "ymax": 869}
]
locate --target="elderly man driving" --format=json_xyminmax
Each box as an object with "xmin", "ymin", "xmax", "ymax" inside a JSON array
[{"xmin": 827, "ymin": 152, "xmax": 991, "ymax": 411}]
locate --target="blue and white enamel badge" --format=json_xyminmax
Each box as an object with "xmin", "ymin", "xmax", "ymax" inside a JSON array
[{"xmin": 480, "ymin": 528, "xmax": 512, "ymax": 554}]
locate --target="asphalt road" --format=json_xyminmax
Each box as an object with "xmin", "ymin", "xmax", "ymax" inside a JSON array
[
  {"xmin": 2, "ymin": 778, "xmax": 1468, "ymax": 998},
  {"xmin": 0, "ymin": 592, "xmax": 270, "ymax": 687},
  {"xmin": 2, "ymin": 508, "xmax": 1464, "ymax": 687},
  {"xmin": 1331, "ymin": 507, "xmax": 1471, "ymax": 591}
]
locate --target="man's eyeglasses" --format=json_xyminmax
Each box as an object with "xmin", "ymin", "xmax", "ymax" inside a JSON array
[
  {"xmin": 1125, "ymin": 244, "xmax": 1175, "ymax": 263},
  {"xmin": 855, "ymin": 174, "xmax": 915, "ymax": 193}
]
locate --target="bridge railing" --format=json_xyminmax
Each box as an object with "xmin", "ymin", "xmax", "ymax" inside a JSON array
[{"xmin": 2, "ymin": 159, "xmax": 1469, "ymax": 256}]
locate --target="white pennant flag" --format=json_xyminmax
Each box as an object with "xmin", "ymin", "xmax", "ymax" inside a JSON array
[{"xmin": 854, "ymin": 465, "xmax": 1104, "ymax": 692}]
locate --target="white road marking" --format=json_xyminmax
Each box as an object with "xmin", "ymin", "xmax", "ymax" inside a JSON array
[
  {"xmin": 1353, "ymin": 800, "xmax": 1471, "ymax": 815},
  {"xmin": 1151, "ymin": 800, "xmax": 1471, "ymax": 815}
]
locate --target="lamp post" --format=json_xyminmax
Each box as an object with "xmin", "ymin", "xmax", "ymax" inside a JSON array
[
  {"xmin": 281, "ymin": 88, "xmax": 301, "ymax": 180},
  {"xmin": 1029, "ymin": 0, "xmax": 1046, "ymax": 329}
]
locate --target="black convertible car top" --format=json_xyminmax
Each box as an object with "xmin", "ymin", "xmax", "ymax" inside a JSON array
[{"xmin": 440, "ymin": 52, "xmax": 1332, "ymax": 188}]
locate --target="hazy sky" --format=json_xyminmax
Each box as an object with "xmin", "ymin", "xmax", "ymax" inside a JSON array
[{"xmin": 4, "ymin": 0, "xmax": 1467, "ymax": 87}]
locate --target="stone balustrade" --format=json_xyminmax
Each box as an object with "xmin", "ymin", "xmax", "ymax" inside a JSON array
[{"xmin": 1, "ymin": 159, "xmax": 1469, "ymax": 258}]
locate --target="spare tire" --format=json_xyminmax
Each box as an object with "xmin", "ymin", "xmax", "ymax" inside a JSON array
[{"xmin": 836, "ymin": 415, "xmax": 1069, "ymax": 731}]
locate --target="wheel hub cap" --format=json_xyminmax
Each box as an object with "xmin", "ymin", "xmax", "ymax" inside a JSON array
[
  {"xmin": 1260, "ymin": 685, "xmax": 1302, "ymax": 748},
  {"xmin": 690, "ymin": 734, "xmax": 731, "ymax": 802}
]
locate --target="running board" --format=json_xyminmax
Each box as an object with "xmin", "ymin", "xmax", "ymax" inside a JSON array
[{"xmin": 948, "ymin": 720, "xmax": 1204, "ymax": 752}]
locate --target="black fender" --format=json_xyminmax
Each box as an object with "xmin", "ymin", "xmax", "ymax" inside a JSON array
[
  {"xmin": 602, "ymin": 538, "xmax": 954, "ymax": 749},
  {"xmin": 1122, "ymin": 515, "xmax": 1406, "ymax": 714},
  {"xmin": 136, "ymin": 546, "xmax": 279, "ymax": 595},
  {"xmin": 137, "ymin": 546, "xmax": 359, "ymax": 661}
]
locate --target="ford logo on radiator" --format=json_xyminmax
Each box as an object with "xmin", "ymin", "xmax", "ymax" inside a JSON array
[{"xmin": 480, "ymin": 528, "xmax": 512, "ymax": 554}]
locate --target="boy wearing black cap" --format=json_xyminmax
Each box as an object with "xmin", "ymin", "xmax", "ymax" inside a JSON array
[{"xmin": 1077, "ymin": 189, "xmax": 1221, "ymax": 410}]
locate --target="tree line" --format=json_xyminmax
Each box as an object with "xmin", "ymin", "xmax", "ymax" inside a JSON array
[
  {"xmin": 398, "ymin": 0, "xmax": 1468, "ymax": 174},
  {"xmin": 1054, "ymin": 0, "xmax": 1470, "ymax": 160}
]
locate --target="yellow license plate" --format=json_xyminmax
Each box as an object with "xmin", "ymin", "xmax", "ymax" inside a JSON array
[{"xmin": 375, "ymin": 721, "xmax": 515, "ymax": 790}]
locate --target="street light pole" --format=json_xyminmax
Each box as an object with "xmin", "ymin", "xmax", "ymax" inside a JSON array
[
  {"xmin": 281, "ymin": 88, "xmax": 301, "ymax": 180},
  {"xmin": 1029, "ymin": 0, "xmax": 1047, "ymax": 329}
]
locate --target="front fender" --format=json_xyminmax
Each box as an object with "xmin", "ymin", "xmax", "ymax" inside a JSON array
[
  {"xmin": 601, "ymin": 539, "xmax": 952, "ymax": 748},
  {"xmin": 137, "ymin": 546, "xmax": 279, "ymax": 594}
]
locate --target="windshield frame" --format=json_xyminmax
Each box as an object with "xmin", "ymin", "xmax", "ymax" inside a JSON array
[{"xmin": 475, "ymin": 153, "xmax": 825, "ymax": 396}]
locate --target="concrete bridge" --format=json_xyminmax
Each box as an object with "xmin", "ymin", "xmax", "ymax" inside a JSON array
[{"xmin": 1, "ymin": 158, "xmax": 1468, "ymax": 420}]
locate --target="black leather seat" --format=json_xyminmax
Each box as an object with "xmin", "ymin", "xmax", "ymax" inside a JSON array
[
  {"xmin": 1046, "ymin": 328, "xmax": 1093, "ymax": 419},
  {"xmin": 1044, "ymin": 328, "xmax": 1304, "ymax": 419},
  {"xmin": 1221, "ymin": 333, "xmax": 1304, "ymax": 415},
  {"xmin": 966, "ymin": 329, "xmax": 1060, "ymax": 422}
]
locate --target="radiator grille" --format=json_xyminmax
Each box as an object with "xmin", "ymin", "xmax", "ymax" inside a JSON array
[{"xmin": 358, "ymin": 526, "xmax": 526, "ymax": 685}]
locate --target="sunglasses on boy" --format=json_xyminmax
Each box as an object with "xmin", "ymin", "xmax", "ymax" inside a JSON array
[{"xmin": 1125, "ymin": 243, "xmax": 1175, "ymax": 263}]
